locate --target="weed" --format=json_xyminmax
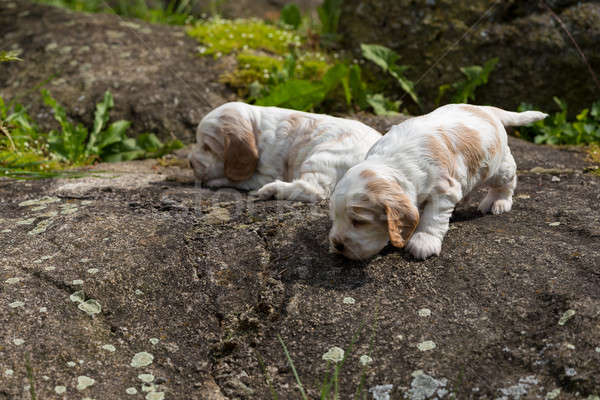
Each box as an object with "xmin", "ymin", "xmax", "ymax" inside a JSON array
[
  {"xmin": 516, "ymin": 98, "xmax": 600, "ymax": 145},
  {"xmin": 0, "ymin": 50, "xmax": 23, "ymax": 62},
  {"xmin": 263, "ymin": 303, "xmax": 378, "ymax": 400},
  {"xmin": 25, "ymin": 354, "xmax": 37, "ymax": 400},
  {"xmin": 42, "ymin": 90, "xmax": 182, "ymax": 163},
  {"xmin": 436, "ymin": 58, "xmax": 498, "ymax": 105},
  {"xmin": 1, "ymin": 90, "xmax": 182, "ymax": 179},
  {"xmin": 280, "ymin": 3, "xmax": 302, "ymax": 30},
  {"xmin": 317, "ymin": 0, "xmax": 343, "ymax": 45},
  {"xmin": 361, "ymin": 44, "xmax": 420, "ymax": 108}
]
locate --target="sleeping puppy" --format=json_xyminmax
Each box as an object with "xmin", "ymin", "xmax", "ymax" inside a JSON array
[
  {"xmin": 329, "ymin": 104, "xmax": 548, "ymax": 260},
  {"xmin": 189, "ymin": 102, "xmax": 382, "ymax": 202}
]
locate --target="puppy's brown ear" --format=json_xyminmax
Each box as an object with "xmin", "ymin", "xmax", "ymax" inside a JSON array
[
  {"xmin": 220, "ymin": 111, "xmax": 259, "ymax": 182},
  {"xmin": 385, "ymin": 198, "xmax": 419, "ymax": 248}
]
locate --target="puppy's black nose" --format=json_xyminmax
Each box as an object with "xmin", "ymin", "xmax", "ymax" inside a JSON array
[{"xmin": 333, "ymin": 241, "xmax": 345, "ymax": 252}]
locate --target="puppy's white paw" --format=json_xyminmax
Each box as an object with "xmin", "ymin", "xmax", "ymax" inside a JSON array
[
  {"xmin": 405, "ymin": 232, "xmax": 442, "ymax": 260},
  {"xmin": 491, "ymin": 198, "xmax": 512, "ymax": 215},
  {"xmin": 255, "ymin": 181, "xmax": 285, "ymax": 200}
]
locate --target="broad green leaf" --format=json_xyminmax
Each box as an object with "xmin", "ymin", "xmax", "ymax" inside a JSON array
[
  {"xmin": 366, "ymin": 94, "xmax": 400, "ymax": 116},
  {"xmin": 96, "ymin": 120, "xmax": 131, "ymax": 150},
  {"xmin": 451, "ymin": 57, "xmax": 498, "ymax": 103},
  {"xmin": 256, "ymin": 80, "xmax": 327, "ymax": 110},
  {"xmin": 281, "ymin": 3, "xmax": 302, "ymax": 29},
  {"xmin": 361, "ymin": 44, "xmax": 420, "ymax": 106},
  {"xmin": 322, "ymin": 63, "xmax": 348, "ymax": 92},
  {"xmin": 87, "ymin": 91, "xmax": 115, "ymax": 154},
  {"xmin": 360, "ymin": 44, "xmax": 399, "ymax": 73},
  {"xmin": 135, "ymin": 133, "xmax": 163, "ymax": 152}
]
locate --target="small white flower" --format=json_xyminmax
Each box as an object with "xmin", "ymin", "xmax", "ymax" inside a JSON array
[
  {"xmin": 359, "ymin": 355, "xmax": 372, "ymax": 366},
  {"xmin": 343, "ymin": 297, "xmax": 356, "ymax": 304},
  {"xmin": 322, "ymin": 346, "xmax": 344, "ymax": 363}
]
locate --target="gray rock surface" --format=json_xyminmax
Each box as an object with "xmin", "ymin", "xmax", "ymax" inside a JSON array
[
  {"xmin": 1, "ymin": 137, "xmax": 599, "ymax": 399},
  {"xmin": 339, "ymin": 0, "xmax": 600, "ymax": 114},
  {"xmin": 0, "ymin": 0, "xmax": 233, "ymax": 142}
]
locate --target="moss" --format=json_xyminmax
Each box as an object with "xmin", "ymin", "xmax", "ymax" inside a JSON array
[
  {"xmin": 221, "ymin": 51, "xmax": 331, "ymax": 96},
  {"xmin": 221, "ymin": 52, "xmax": 284, "ymax": 92},
  {"xmin": 187, "ymin": 17, "xmax": 301, "ymax": 57},
  {"xmin": 587, "ymin": 144, "xmax": 600, "ymax": 175}
]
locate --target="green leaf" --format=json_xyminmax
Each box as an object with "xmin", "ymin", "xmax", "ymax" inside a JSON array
[
  {"xmin": 95, "ymin": 120, "xmax": 131, "ymax": 151},
  {"xmin": 135, "ymin": 133, "xmax": 163, "ymax": 152},
  {"xmin": 348, "ymin": 65, "xmax": 368, "ymax": 110},
  {"xmin": 360, "ymin": 44, "xmax": 399, "ymax": 73},
  {"xmin": 590, "ymin": 101, "xmax": 600, "ymax": 120},
  {"xmin": 361, "ymin": 44, "xmax": 420, "ymax": 106},
  {"xmin": 0, "ymin": 50, "xmax": 22, "ymax": 62},
  {"xmin": 280, "ymin": 3, "xmax": 302, "ymax": 29},
  {"xmin": 451, "ymin": 58, "xmax": 498, "ymax": 103},
  {"xmin": 317, "ymin": 0, "xmax": 342, "ymax": 35},
  {"xmin": 322, "ymin": 63, "xmax": 348, "ymax": 92},
  {"xmin": 366, "ymin": 93, "xmax": 400, "ymax": 116},
  {"xmin": 256, "ymin": 79, "xmax": 327, "ymax": 110}
]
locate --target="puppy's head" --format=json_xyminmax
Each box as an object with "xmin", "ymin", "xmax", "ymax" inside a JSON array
[
  {"xmin": 329, "ymin": 164, "xmax": 419, "ymax": 260},
  {"xmin": 189, "ymin": 105, "xmax": 259, "ymax": 184}
]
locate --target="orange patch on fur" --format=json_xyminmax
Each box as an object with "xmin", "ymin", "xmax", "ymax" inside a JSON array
[
  {"xmin": 455, "ymin": 124, "xmax": 485, "ymax": 176},
  {"xmin": 427, "ymin": 134, "xmax": 456, "ymax": 177},
  {"xmin": 360, "ymin": 169, "xmax": 377, "ymax": 179},
  {"xmin": 460, "ymin": 104, "xmax": 497, "ymax": 127},
  {"xmin": 366, "ymin": 179, "xmax": 419, "ymax": 248},
  {"xmin": 220, "ymin": 109, "xmax": 259, "ymax": 182}
]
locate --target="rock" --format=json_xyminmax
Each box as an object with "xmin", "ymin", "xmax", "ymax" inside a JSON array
[
  {"xmin": 0, "ymin": 0, "xmax": 233, "ymax": 142},
  {"xmin": 1, "ymin": 135, "xmax": 599, "ymax": 399},
  {"xmin": 339, "ymin": 0, "xmax": 600, "ymax": 114}
]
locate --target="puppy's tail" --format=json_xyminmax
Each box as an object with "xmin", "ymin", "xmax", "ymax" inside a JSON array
[{"xmin": 484, "ymin": 106, "xmax": 548, "ymax": 127}]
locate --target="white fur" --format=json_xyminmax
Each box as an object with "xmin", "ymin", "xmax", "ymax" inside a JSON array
[
  {"xmin": 189, "ymin": 102, "xmax": 382, "ymax": 202},
  {"xmin": 329, "ymin": 104, "xmax": 548, "ymax": 260}
]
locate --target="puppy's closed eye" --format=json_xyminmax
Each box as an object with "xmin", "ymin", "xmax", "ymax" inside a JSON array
[{"xmin": 350, "ymin": 218, "xmax": 368, "ymax": 228}]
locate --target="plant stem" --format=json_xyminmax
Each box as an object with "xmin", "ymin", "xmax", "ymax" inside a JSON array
[
  {"xmin": 277, "ymin": 334, "xmax": 308, "ymax": 400},
  {"xmin": 0, "ymin": 123, "xmax": 16, "ymax": 151}
]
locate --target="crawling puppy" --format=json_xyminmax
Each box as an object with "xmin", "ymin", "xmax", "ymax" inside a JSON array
[
  {"xmin": 329, "ymin": 104, "xmax": 547, "ymax": 260},
  {"xmin": 189, "ymin": 102, "xmax": 382, "ymax": 202}
]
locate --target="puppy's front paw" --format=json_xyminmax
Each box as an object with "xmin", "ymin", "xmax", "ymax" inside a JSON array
[
  {"xmin": 491, "ymin": 198, "xmax": 512, "ymax": 215},
  {"xmin": 255, "ymin": 181, "xmax": 284, "ymax": 200},
  {"xmin": 405, "ymin": 232, "xmax": 442, "ymax": 260}
]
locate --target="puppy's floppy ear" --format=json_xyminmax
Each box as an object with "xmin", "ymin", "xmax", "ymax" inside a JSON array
[
  {"xmin": 385, "ymin": 198, "xmax": 419, "ymax": 248},
  {"xmin": 368, "ymin": 179, "xmax": 419, "ymax": 248},
  {"xmin": 219, "ymin": 110, "xmax": 259, "ymax": 182}
]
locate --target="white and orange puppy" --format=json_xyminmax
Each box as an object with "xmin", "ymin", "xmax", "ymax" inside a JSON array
[
  {"xmin": 189, "ymin": 102, "xmax": 382, "ymax": 202},
  {"xmin": 329, "ymin": 104, "xmax": 548, "ymax": 260}
]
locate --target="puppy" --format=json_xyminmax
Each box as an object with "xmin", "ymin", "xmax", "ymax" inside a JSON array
[
  {"xmin": 329, "ymin": 104, "xmax": 548, "ymax": 260},
  {"xmin": 189, "ymin": 102, "xmax": 382, "ymax": 202}
]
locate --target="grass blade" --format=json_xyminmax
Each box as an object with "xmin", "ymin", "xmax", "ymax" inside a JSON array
[
  {"xmin": 277, "ymin": 334, "xmax": 308, "ymax": 400},
  {"xmin": 256, "ymin": 351, "xmax": 279, "ymax": 400}
]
